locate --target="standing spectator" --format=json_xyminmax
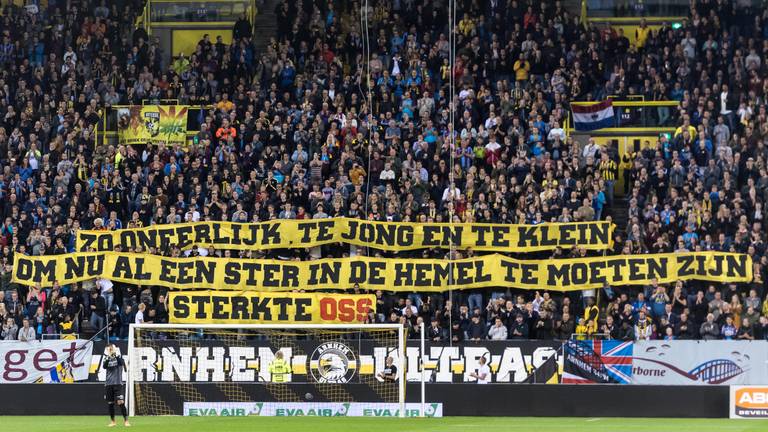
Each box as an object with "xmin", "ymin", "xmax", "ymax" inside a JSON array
[
  {"xmin": 510, "ymin": 314, "xmax": 529, "ymax": 340},
  {"xmin": 17, "ymin": 318, "xmax": 35, "ymax": 341},
  {"xmin": 700, "ymin": 314, "xmax": 721, "ymax": 340},
  {"xmin": 89, "ymin": 290, "xmax": 107, "ymax": 332},
  {"xmin": 467, "ymin": 314, "xmax": 486, "ymax": 341},
  {"xmin": 721, "ymin": 317, "xmax": 738, "ymax": 340},
  {"xmin": 488, "ymin": 317, "xmax": 508, "ymax": 340},
  {"xmin": 2, "ymin": 317, "xmax": 18, "ymax": 340},
  {"xmin": 634, "ymin": 311, "xmax": 653, "ymax": 341},
  {"xmin": 135, "ymin": 303, "xmax": 147, "ymax": 325}
]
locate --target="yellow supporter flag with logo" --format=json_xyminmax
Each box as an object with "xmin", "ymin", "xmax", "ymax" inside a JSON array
[{"xmin": 116, "ymin": 105, "xmax": 189, "ymax": 146}]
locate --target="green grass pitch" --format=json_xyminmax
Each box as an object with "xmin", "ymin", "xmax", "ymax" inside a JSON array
[{"xmin": 3, "ymin": 417, "xmax": 768, "ymax": 432}]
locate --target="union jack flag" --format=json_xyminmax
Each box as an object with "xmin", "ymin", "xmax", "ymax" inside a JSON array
[{"xmin": 563, "ymin": 340, "xmax": 633, "ymax": 384}]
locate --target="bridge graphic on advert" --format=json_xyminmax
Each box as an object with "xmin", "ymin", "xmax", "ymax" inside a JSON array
[{"xmin": 634, "ymin": 356, "xmax": 747, "ymax": 384}]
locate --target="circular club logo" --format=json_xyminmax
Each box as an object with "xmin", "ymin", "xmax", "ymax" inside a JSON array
[{"xmin": 310, "ymin": 342, "xmax": 357, "ymax": 383}]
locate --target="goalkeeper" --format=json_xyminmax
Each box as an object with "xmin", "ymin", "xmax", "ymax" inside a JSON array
[
  {"xmin": 103, "ymin": 343, "xmax": 130, "ymax": 427},
  {"xmin": 268, "ymin": 350, "xmax": 291, "ymax": 382}
]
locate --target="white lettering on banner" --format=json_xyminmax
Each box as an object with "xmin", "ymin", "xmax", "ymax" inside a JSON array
[
  {"xmin": 95, "ymin": 341, "xmax": 768, "ymax": 384},
  {"xmin": 160, "ymin": 347, "xmax": 193, "ymax": 382},
  {"xmin": 228, "ymin": 347, "xmax": 256, "ymax": 381},
  {"xmin": 119, "ymin": 343, "xmax": 561, "ymax": 383},
  {"xmin": 633, "ymin": 341, "xmax": 768, "ymax": 385},
  {"xmin": 183, "ymin": 402, "xmax": 444, "ymax": 417},
  {"xmin": 0, "ymin": 340, "xmax": 93, "ymax": 383},
  {"xmin": 195, "ymin": 347, "xmax": 226, "ymax": 381},
  {"xmin": 730, "ymin": 386, "xmax": 768, "ymax": 419}
]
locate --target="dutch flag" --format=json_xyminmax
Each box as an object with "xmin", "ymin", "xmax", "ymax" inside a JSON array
[{"xmin": 572, "ymin": 100, "xmax": 615, "ymax": 131}]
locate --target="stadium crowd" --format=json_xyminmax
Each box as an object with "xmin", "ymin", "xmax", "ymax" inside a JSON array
[{"xmin": 0, "ymin": 0, "xmax": 767, "ymax": 342}]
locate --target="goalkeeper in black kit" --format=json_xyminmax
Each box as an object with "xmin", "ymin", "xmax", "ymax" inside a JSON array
[{"xmin": 104, "ymin": 343, "xmax": 130, "ymax": 427}]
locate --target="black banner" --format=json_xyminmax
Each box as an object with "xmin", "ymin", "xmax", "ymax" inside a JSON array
[{"xmin": 89, "ymin": 340, "xmax": 560, "ymax": 384}]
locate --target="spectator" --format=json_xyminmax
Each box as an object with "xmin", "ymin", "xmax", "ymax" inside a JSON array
[
  {"xmin": 17, "ymin": 318, "xmax": 35, "ymax": 341},
  {"xmin": 488, "ymin": 317, "xmax": 508, "ymax": 340},
  {"xmin": 135, "ymin": 303, "xmax": 146, "ymax": 324},
  {"xmin": 0, "ymin": 0, "xmax": 762, "ymax": 343},
  {"xmin": 722, "ymin": 317, "xmax": 738, "ymax": 340},
  {"xmin": 634, "ymin": 311, "xmax": 653, "ymax": 341},
  {"xmin": 89, "ymin": 290, "xmax": 107, "ymax": 331},
  {"xmin": 675, "ymin": 314, "xmax": 696, "ymax": 340},
  {"xmin": 467, "ymin": 314, "xmax": 486, "ymax": 341},
  {"xmin": 2, "ymin": 317, "xmax": 18, "ymax": 340},
  {"xmin": 555, "ymin": 312, "xmax": 575, "ymax": 340},
  {"xmin": 700, "ymin": 314, "xmax": 720, "ymax": 340},
  {"xmin": 737, "ymin": 318, "xmax": 754, "ymax": 340}
]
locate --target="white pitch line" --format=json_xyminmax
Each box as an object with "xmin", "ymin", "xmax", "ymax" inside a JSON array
[{"xmin": 586, "ymin": 418, "xmax": 602, "ymax": 422}]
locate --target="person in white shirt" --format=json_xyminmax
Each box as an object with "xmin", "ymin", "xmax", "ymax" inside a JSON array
[
  {"xmin": 487, "ymin": 318, "xmax": 508, "ymax": 340},
  {"xmin": 17, "ymin": 318, "xmax": 36, "ymax": 341},
  {"xmin": 379, "ymin": 163, "xmax": 396, "ymax": 184},
  {"xmin": 96, "ymin": 278, "xmax": 114, "ymax": 312},
  {"xmin": 470, "ymin": 356, "xmax": 491, "ymax": 384},
  {"xmin": 134, "ymin": 303, "xmax": 146, "ymax": 324},
  {"xmin": 441, "ymin": 185, "xmax": 461, "ymax": 204},
  {"xmin": 185, "ymin": 204, "xmax": 201, "ymax": 222},
  {"xmin": 547, "ymin": 121, "xmax": 566, "ymax": 143},
  {"xmin": 582, "ymin": 138, "xmax": 600, "ymax": 160},
  {"xmin": 484, "ymin": 137, "xmax": 501, "ymax": 154}
]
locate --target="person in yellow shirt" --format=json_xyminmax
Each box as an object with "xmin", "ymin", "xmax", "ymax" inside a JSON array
[
  {"xmin": 513, "ymin": 53, "xmax": 530, "ymax": 83},
  {"xmin": 216, "ymin": 93, "xmax": 235, "ymax": 113},
  {"xmin": 440, "ymin": 58, "xmax": 451, "ymax": 81},
  {"xmin": 349, "ymin": 162, "xmax": 366, "ymax": 186},
  {"xmin": 635, "ymin": 19, "xmax": 651, "ymax": 51},
  {"xmin": 762, "ymin": 296, "xmax": 768, "ymax": 317},
  {"xmin": 674, "ymin": 117, "xmax": 697, "ymax": 138},
  {"xmin": 620, "ymin": 151, "xmax": 636, "ymax": 194},
  {"xmin": 268, "ymin": 351, "xmax": 292, "ymax": 383},
  {"xmin": 584, "ymin": 297, "xmax": 600, "ymax": 335},
  {"xmin": 458, "ymin": 13, "xmax": 475, "ymax": 36},
  {"xmin": 575, "ymin": 318, "xmax": 589, "ymax": 340}
]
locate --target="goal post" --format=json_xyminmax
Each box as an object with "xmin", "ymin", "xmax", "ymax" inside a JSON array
[{"xmin": 127, "ymin": 323, "xmax": 422, "ymax": 418}]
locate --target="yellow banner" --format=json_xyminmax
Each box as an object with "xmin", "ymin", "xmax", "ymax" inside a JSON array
[
  {"xmin": 76, "ymin": 219, "xmax": 614, "ymax": 253},
  {"xmin": 117, "ymin": 105, "xmax": 189, "ymax": 146},
  {"xmin": 168, "ymin": 291, "xmax": 375, "ymax": 324},
  {"xmin": 12, "ymin": 252, "xmax": 752, "ymax": 292}
]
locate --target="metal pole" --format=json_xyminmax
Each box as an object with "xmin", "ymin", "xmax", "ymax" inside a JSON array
[
  {"xmin": 420, "ymin": 319, "xmax": 425, "ymax": 417},
  {"xmin": 398, "ymin": 324, "xmax": 406, "ymax": 418},
  {"xmin": 127, "ymin": 324, "xmax": 135, "ymax": 417}
]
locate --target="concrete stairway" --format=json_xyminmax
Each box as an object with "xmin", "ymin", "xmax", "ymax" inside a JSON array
[{"xmin": 252, "ymin": 0, "xmax": 279, "ymax": 55}]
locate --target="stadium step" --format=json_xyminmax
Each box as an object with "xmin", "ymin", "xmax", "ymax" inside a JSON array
[
  {"xmin": 610, "ymin": 197, "xmax": 629, "ymax": 238},
  {"xmin": 253, "ymin": 0, "xmax": 279, "ymax": 54}
]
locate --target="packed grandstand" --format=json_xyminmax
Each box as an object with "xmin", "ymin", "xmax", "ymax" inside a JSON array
[{"xmin": 0, "ymin": 0, "xmax": 766, "ymax": 351}]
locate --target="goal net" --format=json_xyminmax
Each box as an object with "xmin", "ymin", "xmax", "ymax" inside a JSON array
[{"xmin": 127, "ymin": 324, "xmax": 413, "ymax": 417}]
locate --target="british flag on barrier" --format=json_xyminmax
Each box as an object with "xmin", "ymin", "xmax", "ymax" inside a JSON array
[{"xmin": 562, "ymin": 340, "xmax": 633, "ymax": 384}]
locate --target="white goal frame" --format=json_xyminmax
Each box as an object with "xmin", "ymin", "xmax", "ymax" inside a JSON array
[{"xmin": 127, "ymin": 323, "xmax": 422, "ymax": 417}]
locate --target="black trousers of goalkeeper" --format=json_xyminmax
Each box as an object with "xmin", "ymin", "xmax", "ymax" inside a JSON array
[{"xmin": 105, "ymin": 384, "xmax": 128, "ymax": 421}]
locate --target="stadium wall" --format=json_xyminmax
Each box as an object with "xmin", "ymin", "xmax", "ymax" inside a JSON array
[{"xmin": 0, "ymin": 383, "xmax": 728, "ymax": 417}]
